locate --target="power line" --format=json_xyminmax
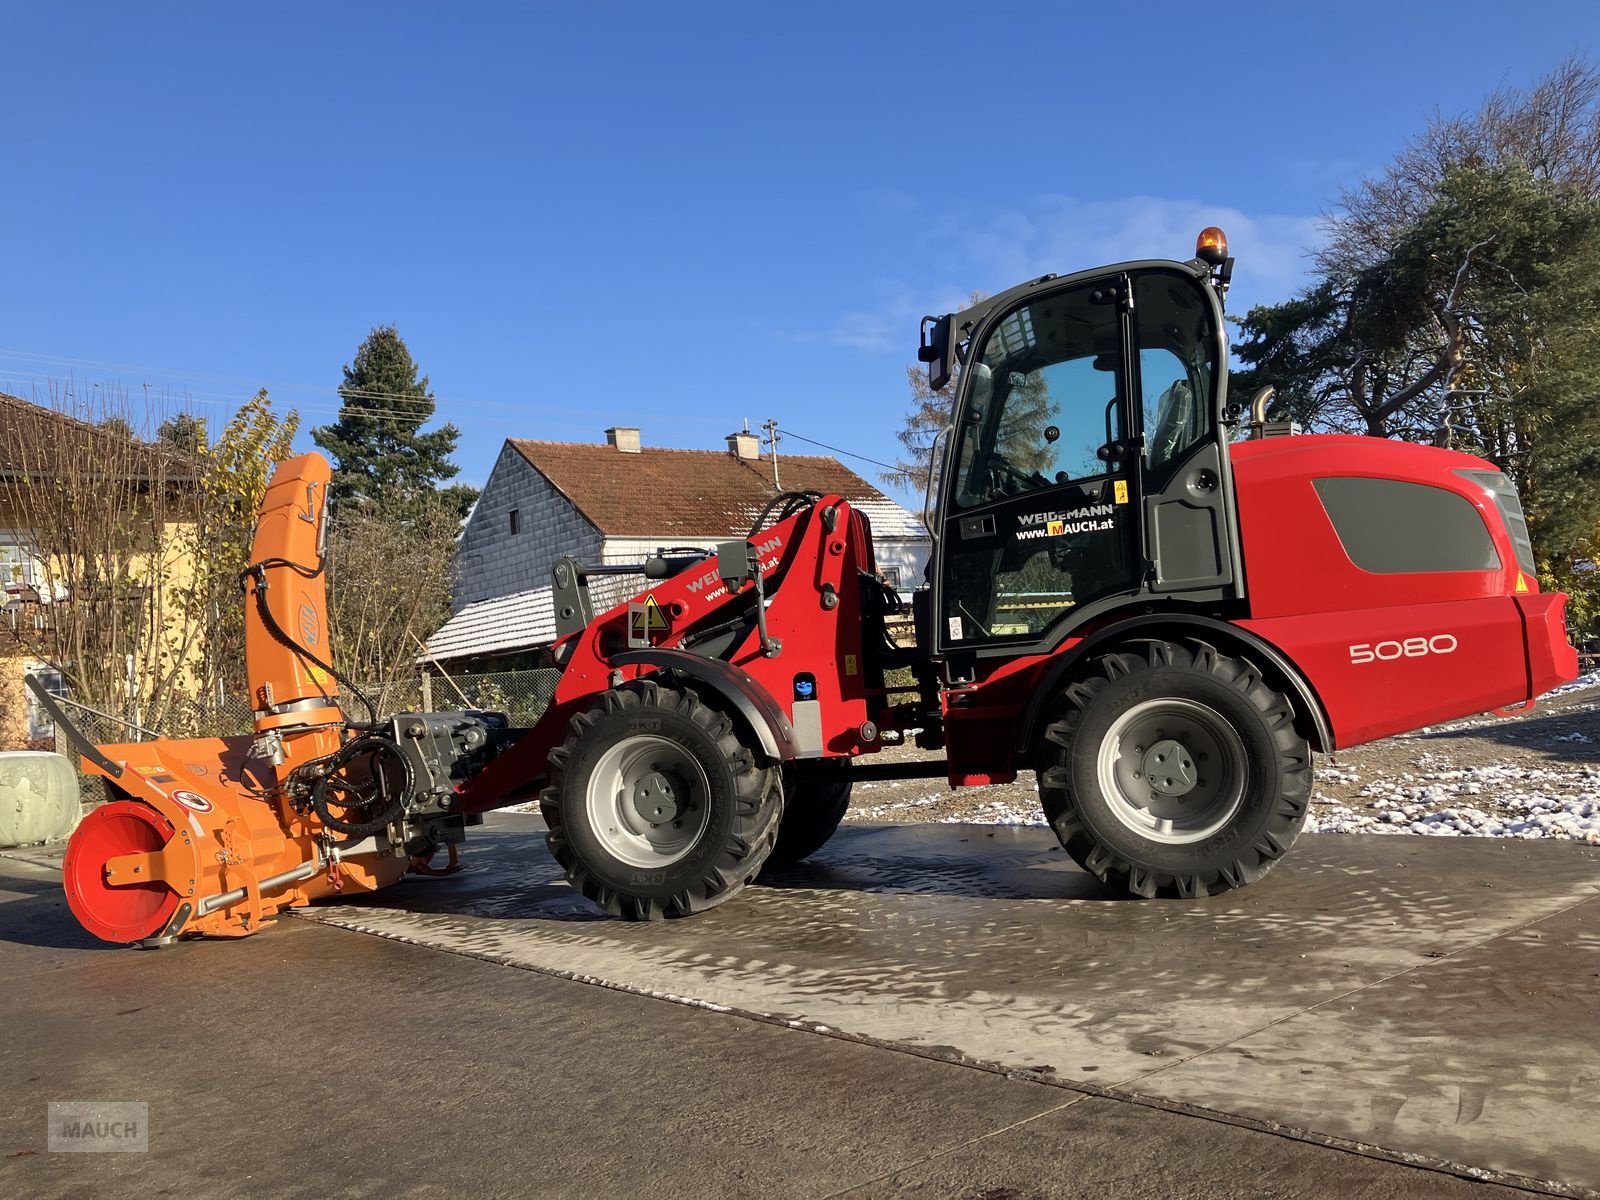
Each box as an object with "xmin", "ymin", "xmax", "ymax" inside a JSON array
[
  {"xmin": 774, "ymin": 426, "xmax": 907, "ymax": 477},
  {"xmin": 0, "ymin": 361, "xmax": 735, "ymax": 435},
  {"xmin": 0, "ymin": 348, "xmax": 917, "ymax": 462},
  {"xmin": 0, "ymin": 347, "xmax": 740, "ymax": 428}
]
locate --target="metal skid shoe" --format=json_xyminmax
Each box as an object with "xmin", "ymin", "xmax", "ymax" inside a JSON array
[{"xmin": 137, "ymin": 901, "xmax": 194, "ymax": 950}]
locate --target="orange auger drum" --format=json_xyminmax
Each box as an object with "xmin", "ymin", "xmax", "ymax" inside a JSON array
[{"xmin": 53, "ymin": 456, "xmax": 418, "ymax": 943}]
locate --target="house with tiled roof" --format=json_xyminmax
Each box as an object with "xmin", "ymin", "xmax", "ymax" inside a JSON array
[
  {"xmin": 425, "ymin": 426, "xmax": 929, "ymax": 668},
  {"xmin": 0, "ymin": 393, "xmax": 202, "ymax": 749}
]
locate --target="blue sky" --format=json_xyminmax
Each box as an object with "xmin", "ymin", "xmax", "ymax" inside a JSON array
[{"xmin": 2, "ymin": 2, "xmax": 1593, "ymax": 505}]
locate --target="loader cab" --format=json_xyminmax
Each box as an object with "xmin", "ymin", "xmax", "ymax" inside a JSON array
[{"xmin": 924, "ymin": 253, "xmax": 1241, "ymax": 665}]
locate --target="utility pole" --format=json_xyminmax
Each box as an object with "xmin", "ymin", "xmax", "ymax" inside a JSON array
[{"xmin": 761, "ymin": 417, "xmax": 781, "ymax": 490}]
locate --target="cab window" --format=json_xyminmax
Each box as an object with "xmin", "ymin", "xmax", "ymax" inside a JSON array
[{"xmin": 952, "ymin": 289, "xmax": 1123, "ymax": 510}]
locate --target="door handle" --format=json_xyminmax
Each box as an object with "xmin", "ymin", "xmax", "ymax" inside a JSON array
[{"xmin": 1097, "ymin": 435, "xmax": 1144, "ymax": 463}]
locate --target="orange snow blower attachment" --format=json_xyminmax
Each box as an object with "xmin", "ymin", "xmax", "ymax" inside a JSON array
[{"xmin": 38, "ymin": 454, "xmax": 499, "ymax": 945}]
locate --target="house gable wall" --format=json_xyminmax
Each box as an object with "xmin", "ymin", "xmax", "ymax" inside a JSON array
[{"xmin": 454, "ymin": 444, "xmax": 602, "ymax": 611}]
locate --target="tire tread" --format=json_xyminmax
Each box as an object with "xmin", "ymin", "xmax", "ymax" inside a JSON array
[
  {"xmin": 542, "ymin": 680, "xmax": 782, "ymax": 920},
  {"xmin": 1037, "ymin": 638, "xmax": 1312, "ymax": 899}
]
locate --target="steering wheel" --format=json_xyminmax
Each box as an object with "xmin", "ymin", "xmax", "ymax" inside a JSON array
[{"xmin": 987, "ymin": 453, "xmax": 1046, "ymax": 495}]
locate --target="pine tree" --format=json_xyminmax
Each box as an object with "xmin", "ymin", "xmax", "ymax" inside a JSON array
[
  {"xmin": 882, "ymin": 362, "xmax": 958, "ymax": 494},
  {"xmin": 157, "ymin": 412, "xmax": 205, "ymax": 453},
  {"xmin": 883, "ymin": 291, "xmax": 987, "ymax": 494},
  {"xmin": 312, "ymin": 326, "xmax": 476, "ymax": 520}
]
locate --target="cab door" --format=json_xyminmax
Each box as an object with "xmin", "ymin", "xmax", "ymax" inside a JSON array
[
  {"xmin": 1132, "ymin": 268, "xmax": 1238, "ymax": 597},
  {"xmin": 933, "ymin": 277, "xmax": 1144, "ymax": 657},
  {"xmin": 930, "ymin": 266, "xmax": 1236, "ymax": 660}
]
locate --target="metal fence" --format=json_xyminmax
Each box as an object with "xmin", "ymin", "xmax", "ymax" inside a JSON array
[{"xmin": 54, "ymin": 668, "xmax": 562, "ymax": 807}]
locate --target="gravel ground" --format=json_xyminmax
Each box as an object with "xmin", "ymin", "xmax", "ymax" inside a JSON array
[{"xmin": 846, "ymin": 673, "xmax": 1600, "ymax": 842}]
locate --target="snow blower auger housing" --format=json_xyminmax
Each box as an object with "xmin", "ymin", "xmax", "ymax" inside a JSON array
[{"xmin": 43, "ymin": 229, "xmax": 1581, "ymax": 943}]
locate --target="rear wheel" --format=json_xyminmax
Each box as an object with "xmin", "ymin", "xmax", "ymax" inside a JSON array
[
  {"xmin": 1037, "ymin": 639, "xmax": 1311, "ymax": 898},
  {"xmin": 765, "ymin": 762, "xmax": 851, "ymax": 869},
  {"xmin": 542, "ymin": 680, "xmax": 782, "ymax": 920}
]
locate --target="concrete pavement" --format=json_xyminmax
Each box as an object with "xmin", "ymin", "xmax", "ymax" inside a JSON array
[
  {"xmin": 300, "ymin": 817, "xmax": 1600, "ymax": 1194},
  {"xmin": 3, "ymin": 818, "xmax": 1597, "ymax": 1197}
]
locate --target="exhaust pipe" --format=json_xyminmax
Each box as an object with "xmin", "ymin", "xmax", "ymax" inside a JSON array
[{"xmin": 1249, "ymin": 386, "xmax": 1275, "ymax": 426}]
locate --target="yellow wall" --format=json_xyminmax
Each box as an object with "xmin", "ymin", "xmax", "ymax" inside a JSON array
[
  {"xmin": 0, "ymin": 510, "xmax": 204, "ymax": 750},
  {"xmin": 0, "ymin": 653, "xmax": 29, "ymax": 750}
]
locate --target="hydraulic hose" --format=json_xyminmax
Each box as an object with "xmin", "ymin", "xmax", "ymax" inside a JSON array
[
  {"xmin": 242, "ymin": 559, "xmax": 379, "ymax": 727},
  {"xmin": 309, "ymin": 733, "xmax": 413, "ymax": 836},
  {"xmin": 747, "ymin": 490, "xmax": 822, "ymax": 538}
]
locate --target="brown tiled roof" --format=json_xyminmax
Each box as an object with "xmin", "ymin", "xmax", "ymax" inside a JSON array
[
  {"xmin": 508, "ymin": 439, "xmax": 924, "ymax": 539},
  {"xmin": 0, "ymin": 392, "xmax": 198, "ymax": 483}
]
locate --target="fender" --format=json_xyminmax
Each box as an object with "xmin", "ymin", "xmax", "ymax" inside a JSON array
[
  {"xmin": 1012, "ymin": 613, "xmax": 1335, "ymax": 757},
  {"xmin": 613, "ymin": 648, "xmax": 796, "ymax": 762}
]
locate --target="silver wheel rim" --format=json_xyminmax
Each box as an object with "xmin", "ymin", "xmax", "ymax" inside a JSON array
[
  {"xmin": 1095, "ymin": 698, "xmax": 1247, "ymax": 844},
  {"xmin": 585, "ymin": 734, "xmax": 712, "ymax": 869}
]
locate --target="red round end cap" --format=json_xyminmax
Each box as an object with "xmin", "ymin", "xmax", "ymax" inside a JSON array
[{"xmin": 63, "ymin": 800, "xmax": 181, "ymax": 944}]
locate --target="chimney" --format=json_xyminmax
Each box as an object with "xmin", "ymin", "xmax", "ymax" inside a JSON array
[
  {"xmin": 726, "ymin": 429, "xmax": 760, "ymax": 460},
  {"xmin": 605, "ymin": 426, "xmax": 641, "ymax": 454}
]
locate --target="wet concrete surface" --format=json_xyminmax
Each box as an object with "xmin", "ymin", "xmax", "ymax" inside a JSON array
[
  {"xmin": 0, "ymin": 852, "xmax": 1531, "ymax": 1200},
  {"xmin": 290, "ymin": 815, "xmax": 1600, "ymax": 1194}
]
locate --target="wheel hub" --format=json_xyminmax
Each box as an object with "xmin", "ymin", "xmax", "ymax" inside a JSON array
[
  {"xmin": 585, "ymin": 733, "xmax": 712, "ymax": 869},
  {"xmin": 1095, "ymin": 698, "xmax": 1247, "ymax": 845},
  {"xmin": 631, "ymin": 771, "xmax": 684, "ymax": 824},
  {"xmin": 1141, "ymin": 739, "xmax": 1196, "ymax": 797}
]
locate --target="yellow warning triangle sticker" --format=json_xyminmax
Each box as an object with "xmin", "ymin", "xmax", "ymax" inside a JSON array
[
  {"xmin": 630, "ymin": 592, "xmax": 668, "ymax": 640},
  {"xmin": 1514, "ymin": 573, "xmax": 1530, "ymax": 593}
]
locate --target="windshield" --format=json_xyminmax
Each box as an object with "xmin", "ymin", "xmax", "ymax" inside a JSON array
[{"xmin": 952, "ymin": 285, "xmax": 1121, "ymax": 509}]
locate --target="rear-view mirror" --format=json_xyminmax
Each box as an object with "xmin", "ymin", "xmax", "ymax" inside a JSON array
[{"xmin": 920, "ymin": 313, "xmax": 954, "ymax": 391}]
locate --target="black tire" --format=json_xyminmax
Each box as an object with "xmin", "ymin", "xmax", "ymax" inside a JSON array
[
  {"xmin": 764, "ymin": 762, "xmax": 851, "ymax": 869},
  {"xmin": 1037, "ymin": 639, "xmax": 1311, "ymax": 898},
  {"xmin": 542, "ymin": 680, "xmax": 782, "ymax": 920}
]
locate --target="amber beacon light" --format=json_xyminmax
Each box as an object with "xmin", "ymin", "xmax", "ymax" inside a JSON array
[{"xmin": 1195, "ymin": 226, "xmax": 1229, "ymax": 265}]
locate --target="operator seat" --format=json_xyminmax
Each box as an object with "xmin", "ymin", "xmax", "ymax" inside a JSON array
[{"xmin": 1148, "ymin": 379, "xmax": 1193, "ymax": 471}]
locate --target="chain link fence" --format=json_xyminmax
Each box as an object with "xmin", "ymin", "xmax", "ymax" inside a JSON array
[{"xmin": 53, "ymin": 668, "xmax": 562, "ymax": 808}]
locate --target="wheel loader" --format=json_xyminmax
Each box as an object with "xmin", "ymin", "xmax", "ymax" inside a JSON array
[{"xmin": 35, "ymin": 228, "xmax": 1581, "ymax": 943}]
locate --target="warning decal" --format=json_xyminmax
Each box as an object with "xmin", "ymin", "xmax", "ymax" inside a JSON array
[
  {"xmin": 1113, "ymin": 479, "xmax": 1129, "ymax": 504},
  {"xmin": 171, "ymin": 789, "xmax": 214, "ymax": 814},
  {"xmin": 1515, "ymin": 573, "xmax": 1530, "ymax": 594},
  {"xmin": 629, "ymin": 593, "xmax": 671, "ymax": 640}
]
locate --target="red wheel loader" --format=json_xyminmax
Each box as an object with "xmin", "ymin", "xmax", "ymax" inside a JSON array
[{"xmin": 35, "ymin": 229, "xmax": 1580, "ymax": 942}]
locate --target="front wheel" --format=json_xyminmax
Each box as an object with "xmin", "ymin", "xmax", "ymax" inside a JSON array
[
  {"xmin": 1037, "ymin": 639, "xmax": 1311, "ymax": 898},
  {"xmin": 542, "ymin": 680, "xmax": 783, "ymax": 920}
]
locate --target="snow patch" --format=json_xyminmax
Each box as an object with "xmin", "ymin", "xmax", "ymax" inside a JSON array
[
  {"xmin": 1308, "ymin": 761, "xmax": 1600, "ymax": 842},
  {"xmin": 1548, "ymin": 670, "xmax": 1600, "ymax": 698},
  {"xmin": 936, "ymin": 799, "xmax": 1047, "ymax": 828}
]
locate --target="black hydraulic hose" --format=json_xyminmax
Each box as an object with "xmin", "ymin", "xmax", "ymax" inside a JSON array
[
  {"xmin": 310, "ymin": 734, "xmax": 412, "ymax": 836},
  {"xmin": 680, "ymin": 596, "xmax": 761, "ymax": 653},
  {"xmin": 747, "ymin": 490, "xmax": 822, "ymax": 538},
  {"xmin": 241, "ymin": 560, "xmax": 379, "ymax": 727}
]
